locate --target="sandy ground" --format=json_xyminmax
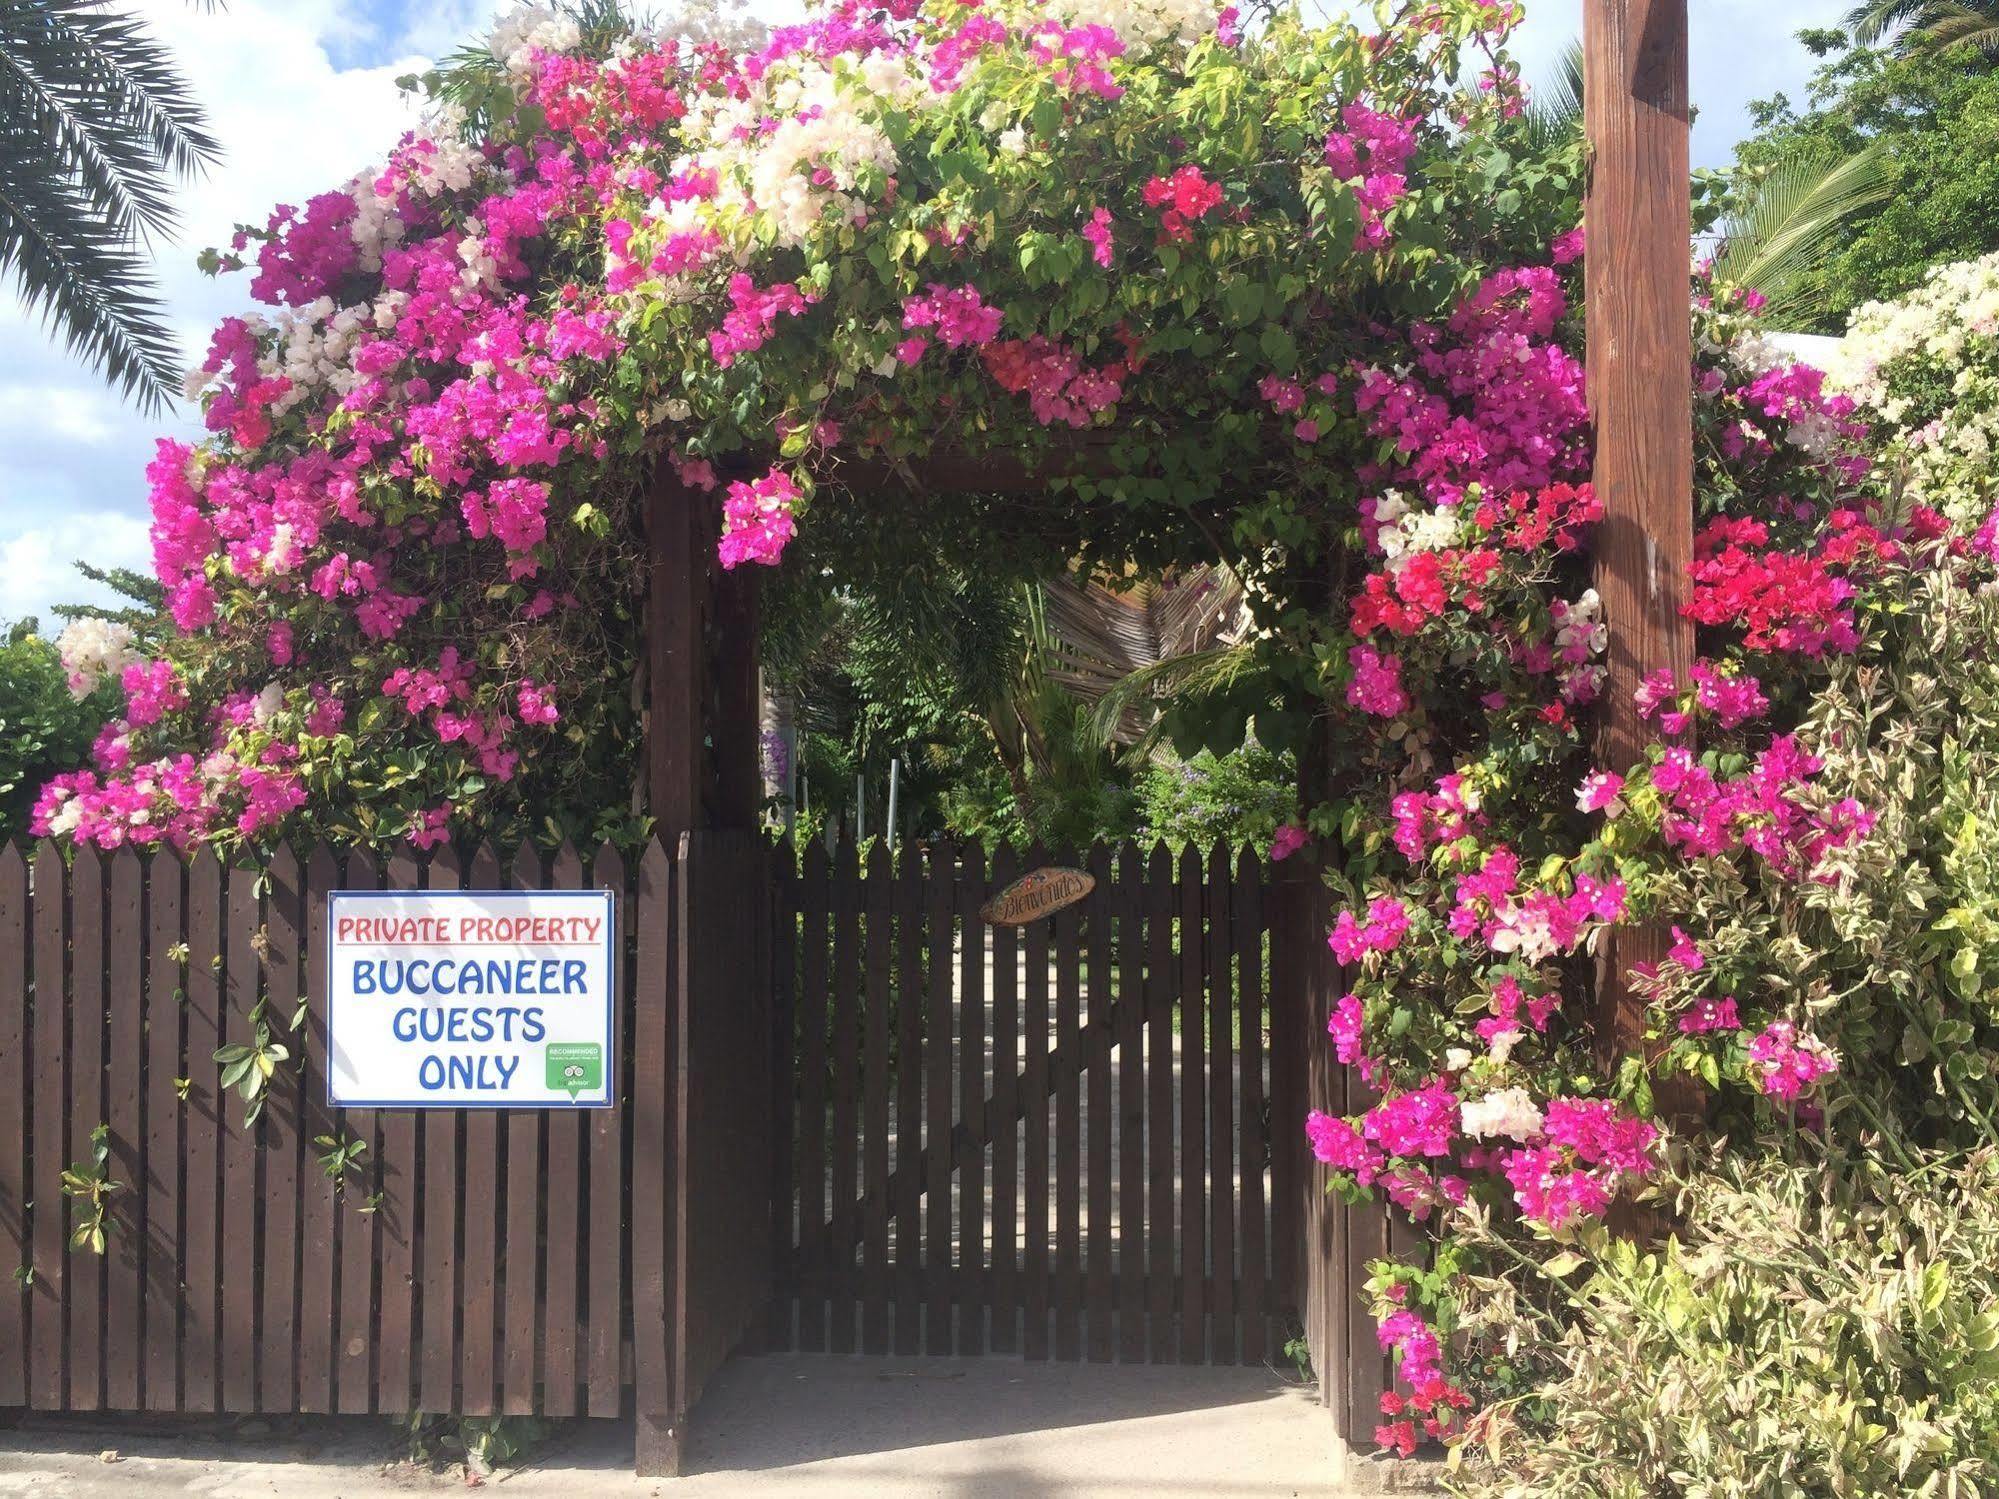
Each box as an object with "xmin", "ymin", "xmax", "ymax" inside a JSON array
[{"xmin": 0, "ymin": 1355, "xmax": 1356, "ymax": 1497}]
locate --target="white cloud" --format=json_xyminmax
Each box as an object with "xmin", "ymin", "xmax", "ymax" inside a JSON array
[{"xmin": 0, "ymin": 510, "xmax": 153, "ymax": 626}]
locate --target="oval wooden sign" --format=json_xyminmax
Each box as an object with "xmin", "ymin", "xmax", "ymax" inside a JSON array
[{"xmin": 980, "ymin": 865, "xmax": 1095, "ymax": 926}]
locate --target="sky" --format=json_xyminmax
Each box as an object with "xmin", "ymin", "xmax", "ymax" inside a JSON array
[{"xmin": 0, "ymin": 0, "xmax": 1845, "ymax": 626}]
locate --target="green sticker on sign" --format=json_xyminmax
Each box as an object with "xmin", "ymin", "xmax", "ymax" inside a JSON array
[{"xmin": 545, "ymin": 1042, "xmax": 603, "ymax": 1099}]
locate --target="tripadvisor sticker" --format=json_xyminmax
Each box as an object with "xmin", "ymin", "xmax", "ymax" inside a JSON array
[{"xmin": 546, "ymin": 1042, "xmax": 603, "ymax": 1100}]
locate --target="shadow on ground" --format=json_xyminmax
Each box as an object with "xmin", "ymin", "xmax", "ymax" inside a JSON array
[
  {"xmin": 685, "ymin": 1354, "xmax": 1310, "ymax": 1472},
  {"xmin": 0, "ymin": 1355, "xmax": 1343, "ymax": 1497}
]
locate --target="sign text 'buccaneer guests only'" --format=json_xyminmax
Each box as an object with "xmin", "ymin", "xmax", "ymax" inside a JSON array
[{"xmin": 326, "ymin": 888, "xmax": 615, "ymax": 1108}]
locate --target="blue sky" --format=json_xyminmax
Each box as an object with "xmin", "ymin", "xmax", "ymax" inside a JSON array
[{"xmin": 0, "ymin": 0, "xmax": 1845, "ymax": 626}]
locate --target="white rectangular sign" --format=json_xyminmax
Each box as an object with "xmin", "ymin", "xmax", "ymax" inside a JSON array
[{"xmin": 326, "ymin": 889, "xmax": 615, "ymax": 1109}]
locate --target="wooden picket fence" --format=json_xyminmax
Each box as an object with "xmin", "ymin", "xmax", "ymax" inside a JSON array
[
  {"xmin": 0, "ymin": 831, "xmax": 770, "ymax": 1466},
  {"xmin": 1, "ymin": 827, "xmax": 1401, "ymax": 1459},
  {"xmin": 768, "ymin": 839, "xmax": 1309, "ymax": 1366}
]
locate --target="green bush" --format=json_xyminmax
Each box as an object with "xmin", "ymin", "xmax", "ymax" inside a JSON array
[
  {"xmin": 1431, "ymin": 562, "xmax": 1999, "ymax": 1485},
  {"xmin": 1136, "ymin": 744, "xmax": 1295, "ymax": 853},
  {"xmin": 0, "ymin": 630, "xmax": 112, "ymax": 844},
  {"xmin": 1448, "ymin": 1146, "xmax": 1999, "ymax": 1499},
  {"xmin": 1636, "ymin": 565, "xmax": 1999, "ymax": 1154}
]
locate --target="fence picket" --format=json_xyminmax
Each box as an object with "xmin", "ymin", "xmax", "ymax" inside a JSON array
[
  {"xmin": 334, "ymin": 847, "xmax": 380, "ymax": 1414},
  {"xmin": 923, "ymin": 846, "xmax": 955, "ymax": 1355},
  {"xmin": 258, "ymin": 846, "xmax": 303, "ymax": 1412},
  {"xmin": 296, "ymin": 845, "xmax": 337, "ymax": 1414},
  {"xmin": 1176, "ymin": 845, "xmax": 1206, "ymax": 1365},
  {"xmin": 768, "ymin": 846, "xmax": 798, "ymax": 1353},
  {"xmin": 457, "ymin": 844, "xmax": 504, "ymax": 1418},
  {"xmin": 501, "ymin": 842, "xmax": 544, "ymax": 1415},
  {"xmin": 891, "ymin": 847, "xmax": 923, "ymax": 1354},
  {"xmin": 986, "ymin": 845, "xmax": 1018, "ymax": 1355},
  {"xmin": 1206, "ymin": 843, "xmax": 1236, "ymax": 1365},
  {"xmin": 30, "ymin": 844, "xmax": 67, "ymax": 1408},
  {"xmin": 826, "ymin": 835, "xmax": 859, "ymax": 1356},
  {"xmin": 1114, "ymin": 845, "xmax": 1145, "ymax": 1363},
  {"xmin": 1085, "ymin": 844, "xmax": 1114, "ymax": 1364},
  {"xmin": 1052, "ymin": 862, "xmax": 1082, "ymax": 1363},
  {"xmin": 586, "ymin": 841, "xmax": 627, "ymax": 1416},
  {"xmin": 541, "ymin": 843, "xmax": 585, "ymax": 1416},
  {"xmin": 1144, "ymin": 845, "xmax": 1174, "ymax": 1364},
  {"xmin": 180, "ymin": 848, "xmax": 222, "ymax": 1412},
  {"xmin": 69, "ymin": 845, "xmax": 106, "ymax": 1408},
  {"xmin": 220, "ymin": 858, "xmax": 260, "ymax": 1411},
  {"xmin": 374, "ymin": 848, "xmax": 420, "ymax": 1413},
  {"xmin": 419, "ymin": 846, "xmax": 464, "ymax": 1415},
  {"xmin": 861, "ymin": 842, "xmax": 891, "ymax": 1354},
  {"xmin": 104, "ymin": 849, "xmax": 145, "ymax": 1411},
  {"xmin": 956, "ymin": 843, "xmax": 986, "ymax": 1358},
  {"xmin": 1235, "ymin": 849, "xmax": 1267, "ymax": 1366},
  {"xmin": 794, "ymin": 840, "xmax": 829, "ymax": 1354},
  {"xmin": 0, "ymin": 845, "xmax": 26, "ymax": 1406},
  {"xmin": 1021, "ymin": 859, "xmax": 1050, "ymax": 1363},
  {"xmin": 143, "ymin": 850, "xmax": 184, "ymax": 1411}
]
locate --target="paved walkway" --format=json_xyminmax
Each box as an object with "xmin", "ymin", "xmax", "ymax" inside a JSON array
[{"xmin": 0, "ymin": 1356, "xmax": 1347, "ymax": 1497}]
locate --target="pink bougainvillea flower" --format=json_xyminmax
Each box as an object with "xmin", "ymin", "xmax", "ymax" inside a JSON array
[
  {"xmin": 1346, "ymin": 643, "xmax": 1409, "ymax": 718},
  {"xmin": 1081, "ymin": 207, "xmax": 1114, "ymax": 268},
  {"xmin": 1575, "ymin": 770, "xmax": 1624, "ymax": 815},
  {"xmin": 1667, "ymin": 925, "xmax": 1705, "ymax": 970},
  {"xmin": 1269, "ymin": 823, "xmax": 1307, "ymax": 861},
  {"xmin": 719, "ymin": 468, "xmax": 802, "ymax": 571},
  {"xmin": 1747, "ymin": 1020, "xmax": 1840, "ymax": 1101},
  {"xmin": 1678, "ymin": 995, "xmax": 1739, "ymax": 1034}
]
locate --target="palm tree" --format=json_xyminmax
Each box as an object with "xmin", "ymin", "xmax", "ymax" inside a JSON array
[
  {"xmin": 1, "ymin": 0, "xmax": 221, "ymax": 412},
  {"xmin": 1705, "ymin": 147, "xmax": 1892, "ymax": 326},
  {"xmin": 1845, "ymin": 1, "xmax": 1999, "ymax": 62}
]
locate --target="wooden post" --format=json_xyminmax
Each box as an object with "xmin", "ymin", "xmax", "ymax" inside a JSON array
[
  {"xmin": 638, "ymin": 467, "xmax": 705, "ymax": 1477},
  {"xmin": 646, "ymin": 470, "xmax": 712, "ymax": 843},
  {"xmin": 636, "ymin": 465, "xmax": 768, "ymax": 1476},
  {"xmin": 1584, "ymin": 0, "xmax": 1695, "ymax": 1076},
  {"xmin": 711, "ymin": 557, "xmax": 762, "ymax": 831}
]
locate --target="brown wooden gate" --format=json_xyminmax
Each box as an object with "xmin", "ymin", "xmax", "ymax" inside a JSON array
[{"xmin": 769, "ymin": 839, "xmax": 1299, "ymax": 1365}]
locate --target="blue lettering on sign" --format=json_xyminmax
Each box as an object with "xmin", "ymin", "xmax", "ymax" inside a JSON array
[
  {"xmin": 350, "ymin": 958, "xmax": 592, "ymax": 995},
  {"xmin": 389, "ymin": 1005, "xmax": 545, "ymax": 1044},
  {"xmin": 416, "ymin": 1053, "xmax": 521, "ymax": 1092}
]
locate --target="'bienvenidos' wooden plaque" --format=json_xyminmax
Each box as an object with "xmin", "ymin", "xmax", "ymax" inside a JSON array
[{"xmin": 979, "ymin": 866, "xmax": 1095, "ymax": 926}]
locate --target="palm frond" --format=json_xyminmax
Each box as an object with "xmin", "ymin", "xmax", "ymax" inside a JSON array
[
  {"xmin": 1844, "ymin": 0, "xmax": 1999, "ymax": 55},
  {"xmin": 0, "ymin": 0, "xmax": 219, "ymax": 411},
  {"xmin": 1523, "ymin": 38, "xmax": 1585, "ymax": 149},
  {"xmin": 0, "ymin": 148, "xmax": 187, "ymax": 409},
  {"xmin": 1709, "ymin": 145, "xmax": 1894, "ymax": 328},
  {"xmin": 1917, "ymin": 2, "xmax": 1999, "ymax": 54},
  {"xmin": 1845, "ymin": 0, "xmax": 1936, "ymax": 44},
  {"xmin": 1083, "ymin": 643, "xmax": 1259, "ymax": 754}
]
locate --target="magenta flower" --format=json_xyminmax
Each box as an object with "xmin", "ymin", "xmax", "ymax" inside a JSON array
[
  {"xmin": 1677, "ymin": 996, "xmax": 1739, "ymax": 1034},
  {"xmin": 1081, "ymin": 207, "xmax": 1114, "ymax": 268},
  {"xmin": 1747, "ymin": 1021, "xmax": 1840, "ymax": 1101}
]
